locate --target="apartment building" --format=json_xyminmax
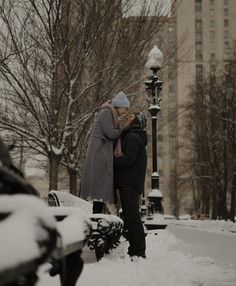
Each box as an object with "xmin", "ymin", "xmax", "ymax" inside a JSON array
[{"xmin": 159, "ymin": 0, "xmax": 236, "ymax": 215}]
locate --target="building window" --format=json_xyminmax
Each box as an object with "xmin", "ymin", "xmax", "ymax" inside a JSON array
[
  {"xmin": 169, "ymin": 91, "xmax": 175, "ymax": 97},
  {"xmin": 196, "ymin": 5, "xmax": 202, "ymax": 12},
  {"xmin": 196, "ymin": 64, "xmax": 203, "ymax": 79},
  {"xmin": 210, "ymin": 53, "xmax": 215, "ymax": 60},
  {"xmin": 224, "ymin": 41, "xmax": 230, "ymax": 49},
  {"xmin": 224, "ymin": 53, "xmax": 230, "ymax": 60},
  {"xmin": 168, "ymin": 27, "xmax": 174, "ymax": 32},
  {"xmin": 157, "ymin": 147, "xmax": 162, "ymax": 157},
  {"xmin": 224, "ymin": 9, "xmax": 229, "ymax": 16},
  {"xmin": 224, "ymin": 0, "xmax": 229, "ymax": 4},
  {"xmin": 169, "ymin": 101, "xmax": 176, "ymax": 109},
  {"xmin": 196, "ymin": 32, "xmax": 202, "ymax": 41},
  {"xmin": 196, "ymin": 11, "xmax": 202, "ymax": 18},
  {"xmin": 210, "ymin": 8, "xmax": 214, "ymax": 16},
  {"xmin": 210, "ymin": 31, "xmax": 215, "ymax": 39},
  {"xmin": 169, "ymin": 79, "xmax": 174, "ymax": 88},
  {"xmin": 210, "ymin": 65, "xmax": 216, "ymax": 75},
  {"xmin": 224, "ymin": 19, "xmax": 229, "ymax": 27},
  {"xmin": 196, "ymin": 20, "xmax": 202, "ymax": 29},
  {"xmin": 196, "ymin": 51, "xmax": 202, "ymax": 60},
  {"xmin": 210, "ymin": 0, "xmax": 215, "ymax": 5},
  {"xmin": 195, "ymin": 0, "xmax": 202, "ymax": 3},
  {"xmin": 170, "ymin": 146, "xmax": 176, "ymax": 157},
  {"xmin": 224, "ymin": 31, "xmax": 229, "ymax": 39},
  {"xmin": 195, "ymin": 1, "xmax": 202, "ymax": 17},
  {"xmin": 196, "ymin": 42, "xmax": 202, "ymax": 50},
  {"xmin": 196, "ymin": 65, "xmax": 203, "ymax": 73},
  {"xmin": 169, "ymin": 83, "xmax": 174, "ymax": 91},
  {"xmin": 169, "ymin": 121, "xmax": 175, "ymax": 132},
  {"xmin": 157, "ymin": 134, "xmax": 163, "ymax": 141},
  {"xmin": 158, "ymin": 169, "xmax": 163, "ymax": 177},
  {"xmin": 169, "ymin": 111, "xmax": 175, "ymax": 121},
  {"xmin": 169, "ymin": 36, "xmax": 176, "ymax": 43},
  {"xmin": 169, "ymin": 136, "xmax": 176, "ymax": 144},
  {"xmin": 210, "ymin": 20, "xmax": 215, "ymax": 28},
  {"xmin": 210, "ymin": 42, "xmax": 215, "ymax": 50},
  {"xmin": 225, "ymin": 64, "xmax": 230, "ymax": 73}
]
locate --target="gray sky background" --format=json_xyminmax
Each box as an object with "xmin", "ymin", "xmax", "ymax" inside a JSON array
[{"xmin": 124, "ymin": 0, "xmax": 171, "ymax": 17}]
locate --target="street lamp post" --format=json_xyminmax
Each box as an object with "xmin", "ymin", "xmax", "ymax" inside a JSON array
[{"xmin": 145, "ymin": 45, "xmax": 164, "ymax": 213}]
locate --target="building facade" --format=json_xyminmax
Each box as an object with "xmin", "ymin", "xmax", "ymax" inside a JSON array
[{"xmin": 159, "ymin": 0, "xmax": 236, "ymax": 215}]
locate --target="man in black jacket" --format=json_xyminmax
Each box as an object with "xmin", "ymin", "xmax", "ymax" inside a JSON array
[{"xmin": 114, "ymin": 112, "xmax": 147, "ymax": 261}]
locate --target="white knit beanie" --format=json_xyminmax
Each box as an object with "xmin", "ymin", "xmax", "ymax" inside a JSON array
[{"xmin": 111, "ymin": 91, "xmax": 130, "ymax": 108}]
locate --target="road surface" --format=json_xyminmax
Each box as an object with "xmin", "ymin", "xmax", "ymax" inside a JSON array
[{"xmin": 167, "ymin": 223, "xmax": 236, "ymax": 286}]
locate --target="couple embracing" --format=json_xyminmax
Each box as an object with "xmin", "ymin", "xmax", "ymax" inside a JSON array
[{"xmin": 80, "ymin": 91, "xmax": 147, "ymax": 260}]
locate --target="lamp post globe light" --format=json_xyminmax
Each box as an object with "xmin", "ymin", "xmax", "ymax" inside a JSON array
[{"xmin": 145, "ymin": 45, "xmax": 164, "ymax": 215}]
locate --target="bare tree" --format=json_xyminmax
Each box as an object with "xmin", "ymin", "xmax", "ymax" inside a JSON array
[
  {"xmin": 183, "ymin": 56, "xmax": 236, "ymax": 221},
  {"xmin": 0, "ymin": 0, "xmax": 178, "ymax": 194},
  {"xmin": 61, "ymin": 0, "xmax": 179, "ymax": 195}
]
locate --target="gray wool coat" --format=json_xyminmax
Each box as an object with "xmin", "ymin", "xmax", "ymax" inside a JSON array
[{"xmin": 80, "ymin": 107, "xmax": 121, "ymax": 204}]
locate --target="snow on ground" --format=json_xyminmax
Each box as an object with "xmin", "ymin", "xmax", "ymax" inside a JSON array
[
  {"xmin": 37, "ymin": 218, "xmax": 236, "ymax": 286},
  {"xmin": 168, "ymin": 218, "xmax": 236, "ymax": 234},
  {"xmin": 78, "ymin": 229, "xmax": 235, "ymax": 286}
]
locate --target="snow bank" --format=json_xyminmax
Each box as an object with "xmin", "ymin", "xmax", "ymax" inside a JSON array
[
  {"xmin": 37, "ymin": 220, "xmax": 236, "ymax": 286},
  {"xmin": 79, "ymin": 230, "xmax": 233, "ymax": 286},
  {"xmin": 168, "ymin": 219, "xmax": 236, "ymax": 234}
]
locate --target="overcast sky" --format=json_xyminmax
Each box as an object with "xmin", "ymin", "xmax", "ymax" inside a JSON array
[{"xmin": 124, "ymin": 0, "xmax": 171, "ymax": 17}]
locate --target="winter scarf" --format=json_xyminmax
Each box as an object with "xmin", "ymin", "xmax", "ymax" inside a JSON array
[{"xmin": 101, "ymin": 101, "xmax": 124, "ymax": 158}]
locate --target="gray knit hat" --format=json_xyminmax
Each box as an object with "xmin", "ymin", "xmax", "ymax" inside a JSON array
[{"xmin": 111, "ymin": 91, "xmax": 130, "ymax": 108}]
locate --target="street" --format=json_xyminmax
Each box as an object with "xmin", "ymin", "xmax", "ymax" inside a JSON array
[{"xmin": 167, "ymin": 223, "xmax": 236, "ymax": 286}]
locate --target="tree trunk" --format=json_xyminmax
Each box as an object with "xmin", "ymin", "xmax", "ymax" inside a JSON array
[
  {"xmin": 49, "ymin": 153, "xmax": 61, "ymax": 191},
  {"xmin": 68, "ymin": 169, "xmax": 78, "ymax": 196},
  {"xmin": 230, "ymin": 174, "xmax": 236, "ymax": 222},
  {"xmin": 211, "ymin": 187, "xmax": 218, "ymax": 220},
  {"xmin": 192, "ymin": 180, "xmax": 200, "ymax": 215},
  {"xmin": 222, "ymin": 137, "xmax": 229, "ymax": 220},
  {"xmin": 230, "ymin": 122, "xmax": 236, "ymax": 222},
  {"xmin": 201, "ymin": 178, "xmax": 209, "ymax": 216}
]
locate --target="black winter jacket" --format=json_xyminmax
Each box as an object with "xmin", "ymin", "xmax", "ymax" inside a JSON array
[{"xmin": 114, "ymin": 126, "xmax": 147, "ymax": 194}]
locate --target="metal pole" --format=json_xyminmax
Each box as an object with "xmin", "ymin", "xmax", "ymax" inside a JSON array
[
  {"xmin": 151, "ymin": 116, "xmax": 159, "ymax": 190},
  {"xmin": 146, "ymin": 67, "xmax": 162, "ymax": 191},
  {"xmin": 145, "ymin": 45, "xmax": 164, "ymax": 214}
]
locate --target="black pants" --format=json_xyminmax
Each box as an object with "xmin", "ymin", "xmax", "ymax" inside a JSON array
[{"xmin": 119, "ymin": 185, "xmax": 146, "ymax": 257}]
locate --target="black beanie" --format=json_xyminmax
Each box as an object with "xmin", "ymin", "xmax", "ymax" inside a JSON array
[{"xmin": 131, "ymin": 112, "xmax": 147, "ymax": 129}]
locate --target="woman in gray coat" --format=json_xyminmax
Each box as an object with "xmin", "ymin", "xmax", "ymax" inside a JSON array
[{"xmin": 80, "ymin": 91, "xmax": 130, "ymax": 206}]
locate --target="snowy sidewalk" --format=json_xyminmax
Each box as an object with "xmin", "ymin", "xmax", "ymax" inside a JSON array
[
  {"xmin": 78, "ymin": 229, "xmax": 236, "ymax": 286},
  {"xmin": 38, "ymin": 221, "xmax": 236, "ymax": 286}
]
